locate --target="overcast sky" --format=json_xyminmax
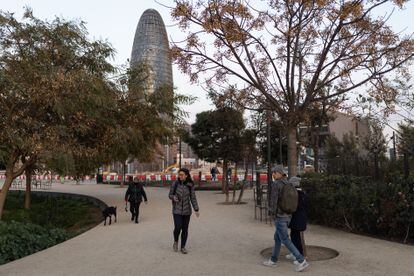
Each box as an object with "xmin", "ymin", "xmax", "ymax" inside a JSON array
[{"xmin": 2, "ymin": 0, "xmax": 413, "ymax": 142}]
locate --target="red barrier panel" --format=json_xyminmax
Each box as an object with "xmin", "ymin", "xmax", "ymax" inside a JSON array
[
  {"xmin": 150, "ymin": 175, "xmax": 156, "ymax": 181},
  {"xmin": 192, "ymin": 174, "xmax": 199, "ymax": 181},
  {"xmin": 259, "ymin": 174, "xmax": 268, "ymax": 182},
  {"xmin": 171, "ymin": 175, "xmax": 177, "ymax": 181}
]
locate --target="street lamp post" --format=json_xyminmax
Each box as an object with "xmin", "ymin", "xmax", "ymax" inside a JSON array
[
  {"xmin": 296, "ymin": 141, "xmax": 301, "ymax": 176},
  {"xmin": 267, "ymin": 111, "xmax": 272, "ymax": 188},
  {"xmin": 392, "ymin": 131, "xmax": 397, "ymax": 161},
  {"xmin": 279, "ymin": 129, "xmax": 283, "ymax": 166},
  {"xmin": 179, "ymin": 136, "xmax": 182, "ymax": 169}
]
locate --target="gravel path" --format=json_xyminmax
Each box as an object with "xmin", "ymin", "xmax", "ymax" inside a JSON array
[{"xmin": 1, "ymin": 183, "xmax": 413, "ymax": 276}]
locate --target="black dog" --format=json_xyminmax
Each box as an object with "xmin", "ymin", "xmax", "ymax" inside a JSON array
[{"xmin": 102, "ymin": 206, "xmax": 117, "ymax": 226}]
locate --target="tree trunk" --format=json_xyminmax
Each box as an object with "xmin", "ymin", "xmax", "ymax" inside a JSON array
[
  {"xmin": 25, "ymin": 170, "xmax": 32, "ymax": 210},
  {"xmin": 312, "ymin": 132, "xmax": 319, "ymax": 173},
  {"xmin": 287, "ymin": 126, "xmax": 298, "ymax": 177},
  {"xmin": 313, "ymin": 145, "xmax": 319, "ymax": 173},
  {"xmin": 374, "ymin": 153, "xmax": 379, "ymax": 180},
  {"xmin": 121, "ymin": 161, "xmax": 126, "ymax": 187},
  {"xmin": 237, "ymin": 181, "xmax": 245, "ymax": 204},
  {"xmin": 0, "ymin": 171, "xmax": 14, "ymax": 220},
  {"xmin": 403, "ymin": 151, "xmax": 409, "ymax": 180},
  {"xmin": 244, "ymin": 160, "xmax": 248, "ymax": 182},
  {"xmin": 232, "ymin": 163, "xmax": 237, "ymax": 204},
  {"xmin": 223, "ymin": 161, "xmax": 229, "ymax": 202},
  {"xmin": 222, "ymin": 160, "xmax": 227, "ymax": 194},
  {"xmin": 237, "ymin": 161, "xmax": 247, "ymax": 204}
]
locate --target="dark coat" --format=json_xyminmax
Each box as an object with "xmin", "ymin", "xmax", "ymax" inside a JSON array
[
  {"xmin": 289, "ymin": 189, "xmax": 308, "ymax": 231},
  {"xmin": 169, "ymin": 180, "xmax": 199, "ymax": 216},
  {"xmin": 125, "ymin": 182, "xmax": 147, "ymax": 203}
]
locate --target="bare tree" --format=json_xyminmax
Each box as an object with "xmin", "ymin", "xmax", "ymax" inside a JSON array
[{"xmin": 170, "ymin": 0, "xmax": 414, "ymax": 176}]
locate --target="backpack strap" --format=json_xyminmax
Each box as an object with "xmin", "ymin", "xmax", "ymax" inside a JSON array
[{"xmin": 173, "ymin": 181, "xmax": 179, "ymax": 195}]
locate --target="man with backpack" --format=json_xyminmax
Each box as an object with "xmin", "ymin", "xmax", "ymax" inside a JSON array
[
  {"xmin": 263, "ymin": 167, "xmax": 310, "ymax": 272},
  {"xmin": 125, "ymin": 176, "xmax": 148, "ymax": 224}
]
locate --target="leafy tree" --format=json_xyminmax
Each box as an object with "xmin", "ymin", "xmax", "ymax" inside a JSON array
[
  {"xmin": 299, "ymin": 84, "xmax": 338, "ymax": 172},
  {"xmin": 170, "ymin": 0, "xmax": 414, "ymax": 176},
  {"xmin": 0, "ymin": 9, "xmax": 118, "ymax": 218},
  {"xmin": 398, "ymin": 123, "xmax": 414, "ymax": 181},
  {"xmin": 236, "ymin": 128, "xmax": 258, "ymax": 204},
  {"xmin": 325, "ymin": 133, "xmax": 360, "ymax": 175},
  {"xmin": 184, "ymin": 107, "xmax": 245, "ymax": 201},
  {"xmin": 362, "ymin": 121, "xmax": 387, "ymax": 180},
  {"xmin": 258, "ymin": 119, "xmax": 287, "ymax": 166}
]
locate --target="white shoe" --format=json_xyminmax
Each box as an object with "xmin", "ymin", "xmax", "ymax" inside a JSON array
[
  {"xmin": 262, "ymin": 259, "xmax": 277, "ymax": 267},
  {"xmin": 294, "ymin": 260, "xmax": 310, "ymax": 272},
  {"xmin": 286, "ymin": 253, "xmax": 297, "ymax": 261},
  {"xmin": 293, "ymin": 260, "xmax": 299, "ymax": 265}
]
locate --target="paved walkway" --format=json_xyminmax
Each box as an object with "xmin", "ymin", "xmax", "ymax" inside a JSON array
[{"xmin": 1, "ymin": 183, "xmax": 414, "ymax": 276}]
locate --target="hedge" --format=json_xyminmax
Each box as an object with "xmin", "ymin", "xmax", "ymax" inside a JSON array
[{"xmin": 301, "ymin": 174, "xmax": 414, "ymax": 243}]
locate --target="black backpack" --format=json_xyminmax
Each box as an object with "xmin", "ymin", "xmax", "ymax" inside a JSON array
[{"xmin": 278, "ymin": 181, "xmax": 298, "ymax": 214}]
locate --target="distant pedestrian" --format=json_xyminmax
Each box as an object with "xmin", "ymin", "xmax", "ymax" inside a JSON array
[
  {"xmin": 227, "ymin": 167, "xmax": 232, "ymax": 182},
  {"xmin": 263, "ymin": 166, "xmax": 310, "ymax": 272},
  {"xmin": 211, "ymin": 167, "xmax": 217, "ymax": 181},
  {"xmin": 211, "ymin": 166, "xmax": 220, "ymax": 181},
  {"xmin": 286, "ymin": 176, "xmax": 309, "ymax": 261},
  {"xmin": 125, "ymin": 176, "xmax": 148, "ymax": 223},
  {"xmin": 169, "ymin": 168, "xmax": 200, "ymax": 254}
]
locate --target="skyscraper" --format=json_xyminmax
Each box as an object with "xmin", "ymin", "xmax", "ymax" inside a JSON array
[
  {"xmin": 129, "ymin": 9, "xmax": 174, "ymax": 172},
  {"xmin": 130, "ymin": 9, "xmax": 173, "ymax": 93}
]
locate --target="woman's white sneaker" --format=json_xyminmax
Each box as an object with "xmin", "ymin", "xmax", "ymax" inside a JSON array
[
  {"xmin": 286, "ymin": 253, "xmax": 297, "ymax": 261},
  {"xmin": 294, "ymin": 260, "xmax": 310, "ymax": 272},
  {"xmin": 262, "ymin": 259, "xmax": 277, "ymax": 267}
]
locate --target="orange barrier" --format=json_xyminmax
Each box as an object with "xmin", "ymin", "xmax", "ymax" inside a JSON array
[{"xmin": 0, "ymin": 173, "xmax": 268, "ymax": 183}]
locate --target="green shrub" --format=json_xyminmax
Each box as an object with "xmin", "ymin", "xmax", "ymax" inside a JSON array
[
  {"xmin": 3, "ymin": 192, "xmax": 99, "ymax": 231},
  {"xmin": 0, "ymin": 221, "xmax": 69, "ymax": 265},
  {"xmin": 0, "ymin": 192, "xmax": 102, "ymax": 265},
  {"xmin": 301, "ymin": 174, "xmax": 414, "ymax": 243}
]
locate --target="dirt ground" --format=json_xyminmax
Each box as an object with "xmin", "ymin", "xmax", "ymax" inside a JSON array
[{"xmin": 1, "ymin": 183, "xmax": 414, "ymax": 276}]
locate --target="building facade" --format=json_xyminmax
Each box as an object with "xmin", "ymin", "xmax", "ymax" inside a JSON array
[{"xmin": 299, "ymin": 112, "xmax": 370, "ymax": 171}]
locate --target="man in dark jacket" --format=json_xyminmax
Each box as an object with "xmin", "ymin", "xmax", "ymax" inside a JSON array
[
  {"xmin": 287, "ymin": 176, "xmax": 309, "ymax": 260},
  {"xmin": 125, "ymin": 176, "xmax": 148, "ymax": 223}
]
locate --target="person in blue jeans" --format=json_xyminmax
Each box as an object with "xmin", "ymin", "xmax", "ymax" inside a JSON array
[{"xmin": 263, "ymin": 166, "xmax": 310, "ymax": 272}]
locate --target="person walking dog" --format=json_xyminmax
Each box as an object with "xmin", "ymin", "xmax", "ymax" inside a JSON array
[
  {"xmin": 263, "ymin": 167, "xmax": 310, "ymax": 272},
  {"xmin": 169, "ymin": 168, "xmax": 200, "ymax": 254},
  {"xmin": 125, "ymin": 176, "xmax": 148, "ymax": 223}
]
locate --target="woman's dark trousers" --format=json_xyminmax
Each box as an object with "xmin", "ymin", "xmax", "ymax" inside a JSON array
[
  {"xmin": 290, "ymin": 229, "xmax": 304, "ymax": 255},
  {"xmin": 173, "ymin": 214, "xmax": 191, "ymax": 248}
]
